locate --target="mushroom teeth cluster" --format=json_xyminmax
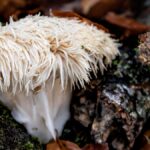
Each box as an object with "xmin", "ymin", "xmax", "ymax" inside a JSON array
[{"xmin": 0, "ymin": 14, "xmax": 119, "ymax": 143}]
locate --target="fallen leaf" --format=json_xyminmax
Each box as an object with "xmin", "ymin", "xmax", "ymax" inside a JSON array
[
  {"xmin": 81, "ymin": 0, "xmax": 128, "ymax": 18},
  {"xmin": 46, "ymin": 140, "xmax": 81, "ymax": 150},
  {"xmin": 140, "ymin": 144, "xmax": 150, "ymax": 150},
  {"xmin": 82, "ymin": 144, "xmax": 109, "ymax": 150},
  {"xmin": 12, "ymin": 7, "xmax": 43, "ymax": 20},
  {"xmin": 144, "ymin": 130, "xmax": 150, "ymax": 144},
  {"xmin": 50, "ymin": 10, "xmax": 108, "ymax": 32},
  {"xmin": 104, "ymin": 12, "xmax": 150, "ymax": 39},
  {"xmin": 0, "ymin": 0, "xmax": 42, "ymax": 21}
]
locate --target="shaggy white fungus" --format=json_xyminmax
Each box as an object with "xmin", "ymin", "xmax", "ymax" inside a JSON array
[{"xmin": 0, "ymin": 14, "xmax": 119, "ymax": 143}]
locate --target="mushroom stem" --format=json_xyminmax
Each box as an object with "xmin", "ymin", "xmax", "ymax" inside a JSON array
[{"xmin": 0, "ymin": 78, "xmax": 71, "ymax": 143}]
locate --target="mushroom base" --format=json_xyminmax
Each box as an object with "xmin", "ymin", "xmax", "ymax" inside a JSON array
[{"xmin": 0, "ymin": 78, "xmax": 72, "ymax": 143}]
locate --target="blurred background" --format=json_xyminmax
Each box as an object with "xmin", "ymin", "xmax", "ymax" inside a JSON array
[{"xmin": 0, "ymin": 0, "xmax": 149, "ymax": 40}]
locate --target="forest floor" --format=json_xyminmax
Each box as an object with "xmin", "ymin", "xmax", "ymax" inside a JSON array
[{"xmin": 0, "ymin": 0, "xmax": 150, "ymax": 150}]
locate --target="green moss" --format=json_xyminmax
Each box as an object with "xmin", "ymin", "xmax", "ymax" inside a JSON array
[
  {"xmin": 0, "ymin": 103, "xmax": 43, "ymax": 150},
  {"xmin": 109, "ymin": 48, "xmax": 150, "ymax": 85},
  {"xmin": 23, "ymin": 142, "xmax": 34, "ymax": 150}
]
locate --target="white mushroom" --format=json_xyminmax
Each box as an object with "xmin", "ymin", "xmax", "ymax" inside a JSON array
[{"xmin": 0, "ymin": 13, "xmax": 119, "ymax": 143}]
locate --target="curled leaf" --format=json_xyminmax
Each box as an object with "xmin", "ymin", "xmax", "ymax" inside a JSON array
[
  {"xmin": 81, "ymin": 0, "xmax": 127, "ymax": 18},
  {"xmin": 50, "ymin": 10, "xmax": 108, "ymax": 32},
  {"xmin": 46, "ymin": 140, "xmax": 81, "ymax": 150},
  {"xmin": 82, "ymin": 144, "xmax": 109, "ymax": 150},
  {"xmin": 104, "ymin": 12, "xmax": 150, "ymax": 39}
]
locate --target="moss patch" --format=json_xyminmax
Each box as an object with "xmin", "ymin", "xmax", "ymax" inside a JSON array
[{"xmin": 0, "ymin": 103, "xmax": 43, "ymax": 150}]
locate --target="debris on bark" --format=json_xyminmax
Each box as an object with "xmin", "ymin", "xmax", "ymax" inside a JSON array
[
  {"xmin": 138, "ymin": 32, "xmax": 150, "ymax": 66},
  {"xmin": 71, "ymin": 46, "xmax": 150, "ymax": 150}
]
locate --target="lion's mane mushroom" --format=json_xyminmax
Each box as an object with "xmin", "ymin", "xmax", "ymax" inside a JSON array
[{"xmin": 0, "ymin": 13, "xmax": 119, "ymax": 143}]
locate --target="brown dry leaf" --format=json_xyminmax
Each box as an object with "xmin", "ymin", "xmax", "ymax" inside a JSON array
[
  {"xmin": 136, "ymin": 130, "xmax": 150, "ymax": 150},
  {"xmin": 144, "ymin": 130, "xmax": 150, "ymax": 144},
  {"xmin": 104, "ymin": 12, "xmax": 150, "ymax": 39},
  {"xmin": 51, "ymin": 10, "xmax": 108, "ymax": 32},
  {"xmin": 140, "ymin": 144, "xmax": 150, "ymax": 150},
  {"xmin": 46, "ymin": 140, "xmax": 81, "ymax": 150},
  {"xmin": 82, "ymin": 144, "xmax": 109, "ymax": 150},
  {"xmin": 12, "ymin": 7, "xmax": 43, "ymax": 21},
  {"xmin": 0, "ymin": 0, "xmax": 42, "ymax": 21},
  {"xmin": 81, "ymin": 0, "xmax": 128, "ymax": 18}
]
